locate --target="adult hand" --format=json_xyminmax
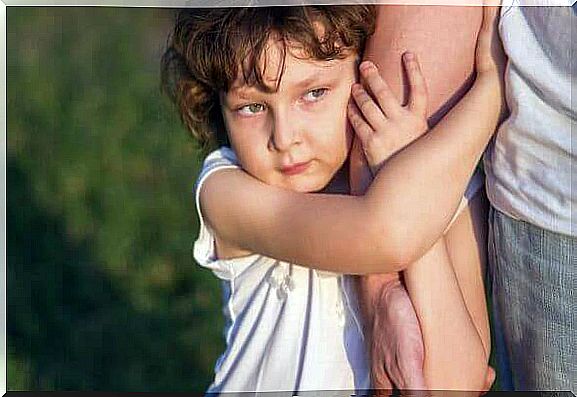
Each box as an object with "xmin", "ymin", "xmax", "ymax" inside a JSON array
[
  {"xmin": 475, "ymin": 4, "xmax": 508, "ymax": 122},
  {"xmin": 350, "ymin": 140, "xmax": 426, "ymax": 391},
  {"xmin": 362, "ymin": 275, "xmax": 427, "ymax": 391}
]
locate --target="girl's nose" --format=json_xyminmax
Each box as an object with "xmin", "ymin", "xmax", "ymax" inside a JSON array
[{"xmin": 271, "ymin": 111, "xmax": 300, "ymax": 152}]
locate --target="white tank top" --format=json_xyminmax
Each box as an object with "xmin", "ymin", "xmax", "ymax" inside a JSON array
[
  {"xmin": 193, "ymin": 147, "xmax": 370, "ymax": 393},
  {"xmin": 484, "ymin": 1, "xmax": 576, "ymax": 236}
]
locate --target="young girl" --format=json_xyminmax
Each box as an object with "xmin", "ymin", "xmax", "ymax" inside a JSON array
[{"xmin": 161, "ymin": 5, "xmax": 504, "ymax": 393}]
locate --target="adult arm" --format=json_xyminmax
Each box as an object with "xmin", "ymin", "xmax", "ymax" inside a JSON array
[
  {"xmin": 362, "ymin": 6, "xmax": 481, "ymax": 123},
  {"xmin": 351, "ymin": 4, "xmax": 483, "ymax": 388}
]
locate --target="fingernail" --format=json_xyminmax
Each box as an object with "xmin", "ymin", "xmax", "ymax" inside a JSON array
[
  {"xmin": 359, "ymin": 61, "xmax": 373, "ymax": 71},
  {"xmin": 404, "ymin": 52, "xmax": 415, "ymax": 61}
]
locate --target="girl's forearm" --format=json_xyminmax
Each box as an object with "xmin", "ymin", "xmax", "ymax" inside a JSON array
[
  {"xmin": 202, "ymin": 76, "xmax": 502, "ymax": 275},
  {"xmin": 364, "ymin": 74, "xmax": 501, "ymax": 271}
]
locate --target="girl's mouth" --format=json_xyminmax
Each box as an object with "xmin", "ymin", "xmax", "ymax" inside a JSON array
[{"xmin": 280, "ymin": 161, "xmax": 311, "ymax": 176}]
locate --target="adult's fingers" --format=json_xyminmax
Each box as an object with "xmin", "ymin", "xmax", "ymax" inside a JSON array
[
  {"xmin": 377, "ymin": 279, "xmax": 426, "ymax": 391},
  {"xmin": 371, "ymin": 359, "xmax": 394, "ymax": 391}
]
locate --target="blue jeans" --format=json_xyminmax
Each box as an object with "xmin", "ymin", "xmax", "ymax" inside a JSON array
[{"xmin": 487, "ymin": 207, "xmax": 577, "ymax": 392}]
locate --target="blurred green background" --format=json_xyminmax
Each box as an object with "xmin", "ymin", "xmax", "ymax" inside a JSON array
[{"xmin": 7, "ymin": 7, "xmax": 224, "ymax": 391}]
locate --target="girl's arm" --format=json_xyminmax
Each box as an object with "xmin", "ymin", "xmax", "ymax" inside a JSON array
[
  {"xmin": 200, "ymin": 7, "xmax": 504, "ymax": 275},
  {"xmin": 403, "ymin": 237, "xmax": 488, "ymax": 392}
]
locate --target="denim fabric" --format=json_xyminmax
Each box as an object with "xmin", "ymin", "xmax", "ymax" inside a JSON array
[{"xmin": 487, "ymin": 207, "xmax": 577, "ymax": 392}]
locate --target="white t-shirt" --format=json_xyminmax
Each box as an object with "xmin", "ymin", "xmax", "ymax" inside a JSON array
[
  {"xmin": 484, "ymin": 1, "xmax": 576, "ymax": 236},
  {"xmin": 193, "ymin": 147, "xmax": 370, "ymax": 393}
]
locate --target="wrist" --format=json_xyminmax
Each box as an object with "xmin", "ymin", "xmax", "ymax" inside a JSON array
[
  {"xmin": 367, "ymin": 155, "xmax": 392, "ymax": 177},
  {"xmin": 475, "ymin": 69, "xmax": 500, "ymax": 89},
  {"xmin": 474, "ymin": 72, "xmax": 505, "ymax": 115},
  {"xmin": 369, "ymin": 162, "xmax": 382, "ymax": 177}
]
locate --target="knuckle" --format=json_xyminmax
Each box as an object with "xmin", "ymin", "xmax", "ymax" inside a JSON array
[
  {"xmin": 348, "ymin": 112, "xmax": 358, "ymax": 124},
  {"xmin": 371, "ymin": 132, "xmax": 385, "ymax": 144},
  {"xmin": 353, "ymin": 89, "xmax": 367, "ymax": 104},
  {"xmin": 358, "ymin": 92, "xmax": 374, "ymax": 108},
  {"xmin": 396, "ymin": 108, "xmax": 411, "ymax": 121},
  {"xmin": 373, "ymin": 88, "xmax": 388, "ymax": 101},
  {"xmin": 364, "ymin": 64, "xmax": 379, "ymax": 78},
  {"xmin": 359, "ymin": 96, "xmax": 372, "ymax": 110},
  {"xmin": 351, "ymin": 118, "xmax": 364, "ymax": 131},
  {"xmin": 363, "ymin": 128, "xmax": 375, "ymax": 142},
  {"xmin": 411, "ymin": 59, "xmax": 422, "ymax": 70}
]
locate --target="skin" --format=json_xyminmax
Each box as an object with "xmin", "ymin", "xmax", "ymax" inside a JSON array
[
  {"xmin": 351, "ymin": 5, "xmax": 496, "ymax": 391},
  {"xmin": 199, "ymin": 19, "xmax": 503, "ymax": 274},
  {"xmin": 221, "ymin": 41, "xmax": 356, "ymax": 195},
  {"xmin": 215, "ymin": 40, "xmax": 357, "ymax": 258},
  {"xmin": 349, "ymin": 58, "xmax": 491, "ymax": 392},
  {"xmin": 199, "ymin": 8, "xmax": 504, "ymax": 389}
]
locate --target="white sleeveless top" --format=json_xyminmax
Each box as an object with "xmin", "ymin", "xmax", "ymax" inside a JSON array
[
  {"xmin": 484, "ymin": 1, "xmax": 576, "ymax": 236},
  {"xmin": 193, "ymin": 147, "xmax": 370, "ymax": 393}
]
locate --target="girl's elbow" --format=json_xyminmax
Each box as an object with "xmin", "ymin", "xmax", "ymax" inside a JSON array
[
  {"xmin": 370, "ymin": 231, "xmax": 415, "ymax": 273},
  {"xmin": 362, "ymin": 213, "xmax": 426, "ymax": 273},
  {"xmin": 371, "ymin": 221, "xmax": 431, "ymax": 272}
]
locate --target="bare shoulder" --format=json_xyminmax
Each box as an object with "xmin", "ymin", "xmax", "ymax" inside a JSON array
[
  {"xmin": 199, "ymin": 167, "xmax": 302, "ymax": 260},
  {"xmin": 198, "ymin": 168, "xmax": 260, "ymax": 259}
]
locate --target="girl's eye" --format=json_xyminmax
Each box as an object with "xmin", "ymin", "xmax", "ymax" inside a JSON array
[
  {"xmin": 238, "ymin": 103, "xmax": 265, "ymax": 116},
  {"xmin": 303, "ymin": 88, "xmax": 328, "ymax": 102}
]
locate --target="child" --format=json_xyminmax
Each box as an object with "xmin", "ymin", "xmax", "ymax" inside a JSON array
[{"xmin": 161, "ymin": 5, "xmax": 504, "ymax": 393}]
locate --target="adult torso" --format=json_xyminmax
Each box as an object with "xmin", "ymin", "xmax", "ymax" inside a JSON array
[{"xmin": 484, "ymin": 1, "xmax": 576, "ymax": 236}]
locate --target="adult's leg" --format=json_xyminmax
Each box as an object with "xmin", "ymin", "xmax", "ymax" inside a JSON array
[
  {"xmin": 487, "ymin": 206, "xmax": 577, "ymax": 392},
  {"xmin": 353, "ymin": 6, "xmax": 482, "ymax": 389}
]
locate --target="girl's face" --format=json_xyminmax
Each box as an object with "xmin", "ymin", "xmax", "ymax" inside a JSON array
[{"xmin": 220, "ymin": 39, "xmax": 357, "ymax": 193}]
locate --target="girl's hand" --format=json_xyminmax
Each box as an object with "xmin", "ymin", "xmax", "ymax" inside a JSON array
[
  {"xmin": 348, "ymin": 54, "xmax": 429, "ymax": 176},
  {"xmin": 475, "ymin": 5, "xmax": 506, "ymax": 76},
  {"xmin": 475, "ymin": 4, "xmax": 508, "ymax": 122}
]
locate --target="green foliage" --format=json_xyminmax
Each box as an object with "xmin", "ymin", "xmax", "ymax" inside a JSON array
[{"xmin": 7, "ymin": 7, "xmax": 224, "ymax": 391}]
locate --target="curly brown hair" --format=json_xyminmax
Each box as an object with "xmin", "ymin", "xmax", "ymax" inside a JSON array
[{"xmin": 161, "ymin": 5, "xmax": 376, "ymax": 149}]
